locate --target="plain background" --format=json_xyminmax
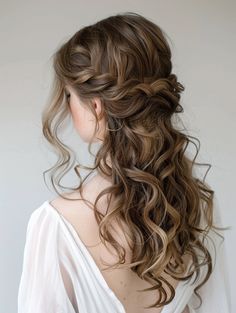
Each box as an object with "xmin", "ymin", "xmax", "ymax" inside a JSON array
[{"xmin": 0, "ymin": 1, "xmax": 235, "ymax": 312}]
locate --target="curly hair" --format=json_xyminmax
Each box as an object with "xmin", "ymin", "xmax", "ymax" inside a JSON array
[{"xmin": 41, "ymin": 11, "xmax": 228, "ymax": 310}]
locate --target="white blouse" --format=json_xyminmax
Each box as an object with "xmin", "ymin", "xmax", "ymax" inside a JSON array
[{"xmin": 17, "ymin": 200, "xmax": 231, "ymax": 313}]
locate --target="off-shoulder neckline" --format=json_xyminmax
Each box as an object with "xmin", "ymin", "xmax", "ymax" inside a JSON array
[
  {"xmin": 43, "ymin": 200, "xmax": 127, "ymax": 313},
  {"xmin": 42, "ymin": 199, "xmax": 192, "ymax": 313}
]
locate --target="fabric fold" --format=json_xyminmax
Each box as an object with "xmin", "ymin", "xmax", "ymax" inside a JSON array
[{"xmin": 17, "ymin": 200, "xmax": 231, "ymax": 313}]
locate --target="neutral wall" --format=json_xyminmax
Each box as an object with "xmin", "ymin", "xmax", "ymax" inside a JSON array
[{"xmin": 0, "ymin": 0, "xmax": 235, "ymax": 312}]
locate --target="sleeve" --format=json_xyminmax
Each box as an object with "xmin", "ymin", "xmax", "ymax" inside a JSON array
[
  {"xmin": 17, "ymin": 205, "xmax": 77, "ymax": 313},
  {"xmin": 187, "ymin": 197, "xmax": 231, "ymax": 313}
]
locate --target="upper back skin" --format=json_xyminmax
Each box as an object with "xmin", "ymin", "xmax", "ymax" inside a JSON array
[{"xmin": 49, "ymin": 173, "xmax": 190, "ymax": 313}]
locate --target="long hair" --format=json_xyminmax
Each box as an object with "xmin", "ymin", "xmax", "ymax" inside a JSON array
[{"xmin": 41, "ymin": 11, "xmax": 228, "ymax": 309}]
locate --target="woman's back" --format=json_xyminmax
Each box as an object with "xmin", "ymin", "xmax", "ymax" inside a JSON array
[
  {"xmin": 18, "ymin": 172, "xmax": 230, "ymax": 313},
  {"xmin": 48, "ymin": 173, "xmax": 194, "ymax": 313}
]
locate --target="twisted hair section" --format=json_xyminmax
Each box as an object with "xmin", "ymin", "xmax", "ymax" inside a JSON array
[{"xmin": 41, "ymin": 12, "xmax": 229, "ymax": 310}]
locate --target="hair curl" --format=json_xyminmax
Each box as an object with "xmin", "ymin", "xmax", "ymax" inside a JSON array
[{"xmin": 41, "ymin": 11, "xmax": 229, "ymax": 310}]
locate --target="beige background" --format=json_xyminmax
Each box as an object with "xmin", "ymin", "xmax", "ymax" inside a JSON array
[{"xmin": 0, "ymin": 0, "xmax": 235, "ymax": 312}]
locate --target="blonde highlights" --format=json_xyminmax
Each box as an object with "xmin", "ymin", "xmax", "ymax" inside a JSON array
[{"xmin": 41, "ymin": 12, "xmax": 228, "ymax": 310}]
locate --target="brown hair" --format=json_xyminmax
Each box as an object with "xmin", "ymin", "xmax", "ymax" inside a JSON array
[{"xmin": 41, "ymin": 11, "xmax": 228, "ymax": 310}]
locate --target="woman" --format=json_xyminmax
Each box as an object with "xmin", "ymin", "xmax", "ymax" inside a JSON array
[{"xmin": 17, "ymin": 12, "xmax": 230, "ymax": 313}]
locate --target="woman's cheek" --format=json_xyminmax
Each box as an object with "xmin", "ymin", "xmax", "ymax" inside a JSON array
[{"xmin": 71, "ymin": 107, "xmax": 94, "ymax": 142}]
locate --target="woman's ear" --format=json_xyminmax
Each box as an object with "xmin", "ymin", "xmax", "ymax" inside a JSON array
[{"xmin": 93, "ymin": 97, "xmax": 105, "ymax": 121}]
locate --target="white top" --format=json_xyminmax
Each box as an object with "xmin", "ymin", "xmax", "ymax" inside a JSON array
[{"xmin": 17, "ymin": 200, "xmax": 231, "ymax": 313}]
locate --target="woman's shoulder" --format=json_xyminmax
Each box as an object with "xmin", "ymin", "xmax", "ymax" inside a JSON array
[
  {"xmin": 48, "ymin": 191, "xmax": 85, "ymax": 216},
  {"xmin": 28, "ymin": 192, "xmax": 84, "ymax": 222}
]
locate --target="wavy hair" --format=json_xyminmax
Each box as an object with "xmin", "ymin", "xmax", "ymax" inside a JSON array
[{"xmin": 41, "ymin": 12, "xmax": 228, "ymax": 310}]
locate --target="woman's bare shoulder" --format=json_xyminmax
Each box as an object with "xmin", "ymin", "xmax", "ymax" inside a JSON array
[{"xmin": 49, "ymin": 191, "xmax": 88, "ymax": 217}]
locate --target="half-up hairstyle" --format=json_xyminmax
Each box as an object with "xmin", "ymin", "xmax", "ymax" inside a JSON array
[{"xmin": 42, "ymin": 11, "xmax": 228, "ymax": 310}]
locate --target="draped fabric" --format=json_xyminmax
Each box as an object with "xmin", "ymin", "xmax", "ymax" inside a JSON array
[{"xmin": 18, "ymin": 200, "xmax": 231, "ymax": 313}]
